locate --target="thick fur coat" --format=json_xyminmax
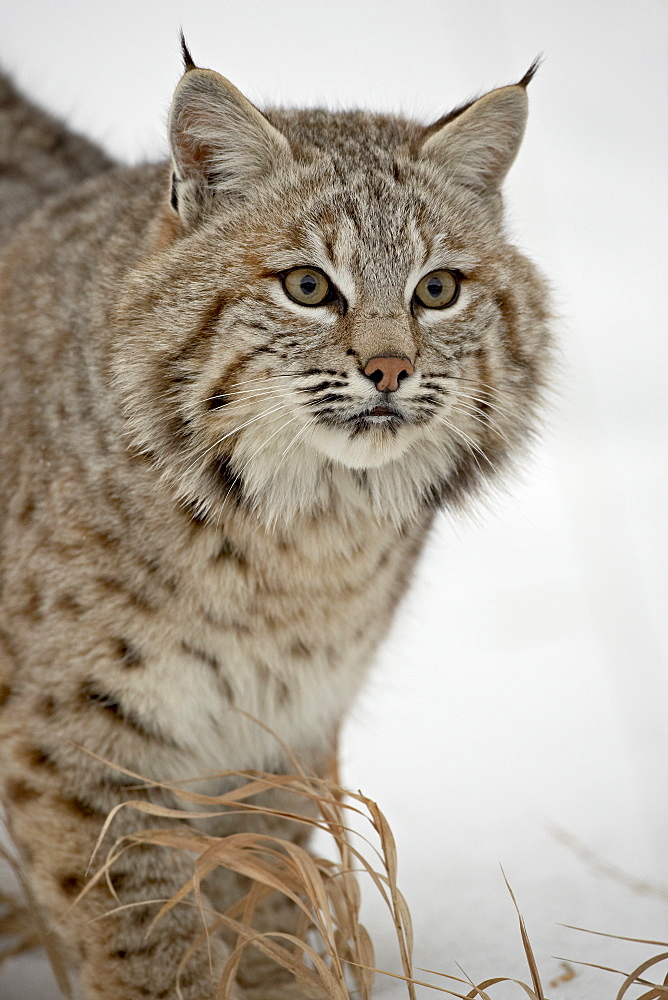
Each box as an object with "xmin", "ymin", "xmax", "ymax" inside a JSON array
[{"xmin": 0, "ymin": 48, "xmax": 550, "ymax": 999}]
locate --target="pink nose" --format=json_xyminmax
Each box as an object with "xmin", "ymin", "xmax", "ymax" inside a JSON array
[{"xmin": 363, "ymin": 356, "xmax": 414, "ymax": 392}]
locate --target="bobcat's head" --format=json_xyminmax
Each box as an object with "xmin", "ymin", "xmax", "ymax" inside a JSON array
[{"xmin": 114, "ymin": 46, "xmax": 550, "ymax": 528}]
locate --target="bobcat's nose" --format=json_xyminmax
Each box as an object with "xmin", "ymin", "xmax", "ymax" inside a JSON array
[{"xmin": 363, "ymin": 356, "xmax": 414, "ymax": 392}]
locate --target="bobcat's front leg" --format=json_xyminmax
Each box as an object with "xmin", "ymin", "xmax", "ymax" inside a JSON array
[
  {"xmin": 2, "ymin": 735, "xmax": 333, "ymax": 999},
  {"xmin": 2, "ymin": 745, "xmax": 237, "ymax": 999}
]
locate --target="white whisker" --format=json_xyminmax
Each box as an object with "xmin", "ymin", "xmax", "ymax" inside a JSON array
[
  {"xmin": 184, "ymin": 401, "xmax": 290, "ymax": 476},
  {"xmin": 280, "ymin": 416, "xmax": 317, "ymax": 459},
  {"xmin": 238, "ymin": 410, "xmax": 300, "ymax": 467},
  {"xmin": 434, "ymin": 415, "xmax": 497, "ymax": 476},
  {"xmin": 450, "ymin": 400, "xmax": 511, "ymax": 443},
  {"xmin": 453, "ymin": 390, "xmax": 515, "ymax": 421},
  {"xmin": 220, "ymin": 372, "xmax": 312, "ymax": 389},
  {"xmin": 202, "ymin": 386, "xmax": 285, "ymax": 404}
]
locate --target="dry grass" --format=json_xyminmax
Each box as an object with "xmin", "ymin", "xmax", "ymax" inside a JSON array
[
  {"xmin": 555, "ymin": 927, "xmax": 668, "ymax": 1000},
  {"xmin": 0, "ymin": 765, "xmax": 665, "ymax": 999}
]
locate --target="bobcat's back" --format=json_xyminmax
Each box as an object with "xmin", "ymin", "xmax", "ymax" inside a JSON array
[{"xmin": 0, "ymin": 72, "xmax": 113, "ymax": 244}]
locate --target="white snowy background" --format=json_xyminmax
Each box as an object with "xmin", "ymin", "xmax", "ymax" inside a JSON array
[{"xmin": 1, "ymin": 2, "xmax": 666, "ymax": 998}]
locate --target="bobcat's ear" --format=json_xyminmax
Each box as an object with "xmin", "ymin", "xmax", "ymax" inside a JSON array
[
  {"xmin": 168, "ymin": 62, "xmax": 291, "ymax": 225},
  {"xmin": 420, "ymin": 79, "xmax": 531, "ymax": 196}
]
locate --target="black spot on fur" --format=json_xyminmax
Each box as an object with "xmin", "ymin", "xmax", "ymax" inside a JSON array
[
  {"xmin": 277, "ymin": 680, "xmax": 291, "ymax": 707},
  {"xmin": 59, "ymin": 873, "xmax": 84, "ymax": 896},
  {"xmin": 219, "ymin": 676, "xmax": 234, "ymax": 703},
  {"xmin": 20, "ymin": 579, "xmax": 43, "ymax": 621},
  {"xmin": 376, "ymin": 548, "xmax": 392, "ymax": 571},
  {"xmin": 18, "ymin": 495, "xmax": 35, "ymax": 524},
  {"xmin": 79, "ymin": 681, "xmax": 161, "ymax": 741},
  {"xmin": 300, "ymin": 380, "xmax": 347, "ymax": 394},
  {"xmin": 171, "ymin": 415, "xmax": 194, "ymax": 444},
  {"xmin": 291, "ymin": 640, "xmax": 311, "ymax": 659},
  {"xmin": 109, "ymin": 871, "xmax": 130, "ymax": 894},
  {"xmin": 181, "ymin": 498, "xmax": 208, "ymax": 525},
  {"xmin": 56, "ymin": 592, "xmax": 84, "ymax": 615},
  {"xmin": 61, "ymin": 795, "xmax": 104, "ymax": 820},
  {"xmin": 305, "ymin": 392, "xmax": 349, "ymax": 406},
  {"xmin": 211, "ymin": 455, "xmax": 245, "ymax": 506},
  {"xmin": 5, "ymin": 778, "xmax": 41, "ymax": 805},
  {"xmin": 207, "ymin": 390, "xmax": 229, "ymax": 410},
  {"xmin": 36, "ymin": 695, "xmax": 57, "ymax": 717},
  {"xmin": 181, "ymin": 642, "xmax": 219, "ymax": 672},
  {"xmin": 95, "ymin": 577, "xmax": 156, "ymax": 614},
  {"xmin": 0, "ymin": 627, "xmax": 17, "ymax": 663},
  {"xmin": 27, "ymin": 745, "xmax": 58, "ymax": 770},
  {"xmin": 215, "ymin": 537, "xmax": 247, "ymax": 565},
  {"xmin": 117, "ymin": 639, "xmax": 142, "ymax": 669},
  {"xmin": 79, "ymin": 682, "xmax": 122, "ymax": 713},
  {"xmin": 0, "ymin": 683, "xmax": 12, "ymax": 708}
]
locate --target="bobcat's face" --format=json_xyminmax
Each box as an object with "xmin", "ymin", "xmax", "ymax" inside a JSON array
[
  {"xmin": 193, "ymin": 169, "xmax": 509, "ymax": 476},
  {"xmin": 113, "ymin": 72, "xmax": 550, "ymax": 527}
]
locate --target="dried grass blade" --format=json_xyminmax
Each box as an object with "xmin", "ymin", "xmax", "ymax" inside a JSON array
[
  {"xmin": 219, "ymin": 924, "xmax": 348, "ymax": 1000},
  {"xmin": 615, "ymin": 953, "xmax": 668, "ymax": 1000},
  {"xmin": 348, "ymin": 924, "xmax": 375, "ymax": 999},
  {"xmin": 553, "ymin": 954, "xmax": 668, "ymax": 994},
  {"xmin": 228, "ymin": 881, "xmax": 265, "ymax": 985},
  {"xmin": 87, "ymin": 798, "xmax": 227, "ymax": 870},
  {"xmin": 130, "ymin": 829, "xmax": 348, "ymax": 968},
  {"xmin": 455, "ymin": 964, "xmax": 494, "ymax": 1000},
  {"xmin": 501, "ymin": 868, "xmax": 545, "ymax": 999},
  {"xmin": 559, "ymin": 924, "xmax": 668, "ymax": 947},
  {"xmin": 467, "ymin": 978, "xmax": 542, "ymax": 999},
  {"xmin": 344, "ymin": 961, "xmax": 472, "ymax": 998},
  {"xmin": 364, "ymin": 797, "xmax": 415, "ymax": 996}
]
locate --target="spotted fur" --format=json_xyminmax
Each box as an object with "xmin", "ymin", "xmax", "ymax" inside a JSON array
[{"xmin": 0, "ymin": 49, "xmax": 550, "ymax": 1000}]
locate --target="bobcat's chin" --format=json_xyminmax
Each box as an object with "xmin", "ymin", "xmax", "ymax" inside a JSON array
[{"xmin": 308, "ymin": 420, "xmax": 417, "ymax": 469}]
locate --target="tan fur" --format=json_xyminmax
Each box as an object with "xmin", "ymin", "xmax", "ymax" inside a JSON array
[
  {"xmin": 0, "ymin": 72, "xmax": 113, "ymax": 244},
  {"xmin": 0, "ymin": 51, "xmax": 551, "ymax": 999}
]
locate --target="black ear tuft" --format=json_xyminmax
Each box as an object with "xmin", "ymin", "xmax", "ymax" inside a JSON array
[
  {"xmin": 519, "ymin": 55, "xmax": 543, "ymax": 88},
  {"xmin": 179, "ymin": 30, "xmax": 197, "ymax": 72}
]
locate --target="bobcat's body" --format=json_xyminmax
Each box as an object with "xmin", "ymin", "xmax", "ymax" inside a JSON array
[{"xmin": 0, "ymin": 49, "xmax": 550, "ymax": 999}]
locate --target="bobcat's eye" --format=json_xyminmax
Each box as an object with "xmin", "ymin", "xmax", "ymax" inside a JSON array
[
  {"xmin": 283, "ymin": 267, "xmax": 332, "ymax": 306},
  {"xmin": 414, "ymin": 269, "xmax": 460, "ymax": 309}
]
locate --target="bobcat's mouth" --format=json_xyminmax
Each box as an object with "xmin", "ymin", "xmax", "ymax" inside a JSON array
[
  {"xmin": 306, "ymin": 400, "xmax": 417, "ymax": 468},
  {"xmin": 345, "ymin": 403, "xmax": 407, "ymax": 436}
]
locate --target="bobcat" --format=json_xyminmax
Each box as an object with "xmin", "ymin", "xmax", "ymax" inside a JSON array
[{"xmin": 0, "ymin": 40, "xmax": 551, "ymax": 999}]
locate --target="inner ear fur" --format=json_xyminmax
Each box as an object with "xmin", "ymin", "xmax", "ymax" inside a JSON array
[
  {"xmin": 168, "ymin": 67, "xmax": 291, "ymax": 223},
  {"xmin": 420, "ymin": 83, "xmax": 529, "ymax": 195}
]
